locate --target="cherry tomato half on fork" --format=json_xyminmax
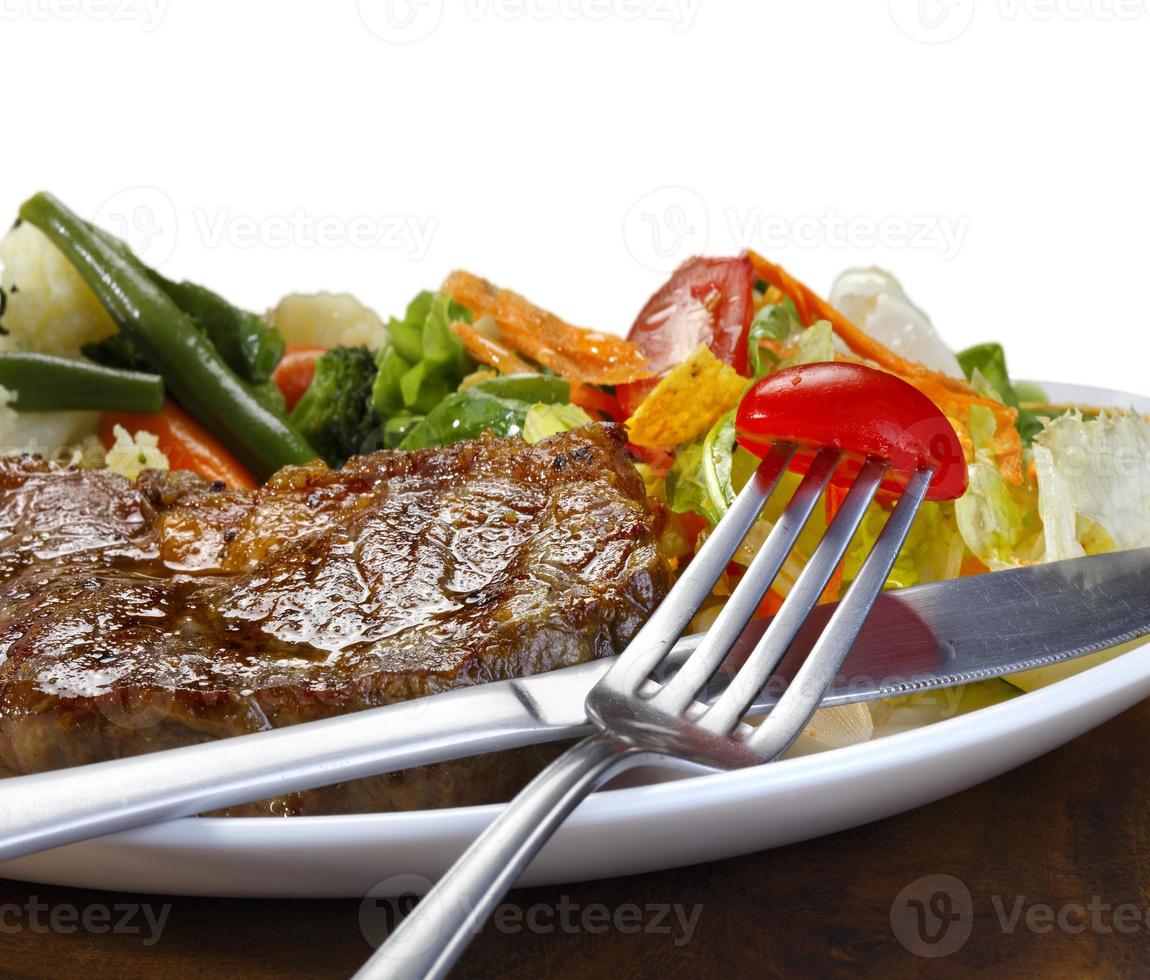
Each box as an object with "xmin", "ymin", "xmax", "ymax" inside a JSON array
[{"xmin": 735, "ymin": 362, "xmax": 969, "ymax": 502}]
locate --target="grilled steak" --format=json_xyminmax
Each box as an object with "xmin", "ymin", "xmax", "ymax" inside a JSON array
[{"xmin": 0, "ymin": 424, "xmax": 670, "ymax": 815}]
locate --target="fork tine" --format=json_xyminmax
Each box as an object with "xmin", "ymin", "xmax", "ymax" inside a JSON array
[
  {"xmin": 699, "ymin": 456, "xmax": 890, "ymax": 735},
  {"xmin": 651, "ymin": 447, "xmax": 841, "ymax": 715},
  {"xmin": 746, "ymin": 466, "xmax": 934, "ymax": 758},
  {"xmin": 603, "ymin": 441, "xmax": 795, "ymax": 696}
]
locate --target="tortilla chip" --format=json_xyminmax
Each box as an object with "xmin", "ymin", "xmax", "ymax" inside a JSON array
[{"xmin": 626, "ymin": 345, "xmax": 748, "ymax": 449}]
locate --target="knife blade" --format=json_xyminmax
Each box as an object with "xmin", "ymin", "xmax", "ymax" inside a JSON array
[
  {"xmin": 1, "ymin": 548, "xmax": 1148, "ymax": 864},
  {"xmin": 514, "ymin": 545, "xmax": 1150, "ymax": 731}
]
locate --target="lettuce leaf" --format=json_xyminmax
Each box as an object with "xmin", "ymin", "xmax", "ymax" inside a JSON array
[
  {"xmin": 522, "ymin": 402, "xmax": 593, "ymax": 444},
  {"xmin": 746, "ymin": 299, "xmax": 802, "ymax": 378},
  {"xmin": 957, "ymin": 343, "xmax": 1019, "ymax": 408},
  {"xmin": 844, "ymin": 500, "xmax": 964, "ymax": 591},
  {"xmin": 954, "ymin": 450, "xmax": 1034, "ymax": 569},
  {"xmin": 779, "ymin": 320, "xmax": 836, "ymax": 370},
  {"xmin": 956, "ymin": 341, "xmax": 1062, "ymax": 445},
  {"xmin": 398, "ymin": 374, "xmax": 568, "ymax": 451},
  {"xmin": 1032, "ymin": 410, "xmax": 1150, "ymax": 561},
  {"xmin": 665, "ymin": 411, "xmax": 742, "ymax": 524}
]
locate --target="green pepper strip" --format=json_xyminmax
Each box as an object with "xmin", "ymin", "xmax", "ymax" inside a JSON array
[
  {"xmin": 0, "ymin": 352, "xmax": 165, "ymax": 413},
  {"xmin": 20, "ymin": 193, "xmax": 316, "ymax": 479}
]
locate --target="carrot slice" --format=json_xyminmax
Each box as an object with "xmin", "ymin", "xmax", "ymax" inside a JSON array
[
  {"xmin": 442, "ymin": 271, "xmax": 651, "ymax": 386},
  {"xmin": 272, "ymin": 345, "xmax": 327, "ymax": 413},
  {"xmin": 746, "ymin": 251, "xmax": 1023, "ymax": 484},
  {"xmin": 100, "ymin": 399, "xmax": 259, "ymax": 490}
]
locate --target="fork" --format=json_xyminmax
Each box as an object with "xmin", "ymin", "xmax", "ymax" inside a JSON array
[{"xmin": 355, "ymin": 442, "xmax": 934, "ymax": 979}]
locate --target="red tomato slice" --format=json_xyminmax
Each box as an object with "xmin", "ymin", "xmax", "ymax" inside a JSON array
[
  {"xmin": 735, "ymin": 363, "xmax": 968, "ymax": 502},
  {"xmin": 617, "ymin": 256, "xmax": 755, "ymax": 416}
]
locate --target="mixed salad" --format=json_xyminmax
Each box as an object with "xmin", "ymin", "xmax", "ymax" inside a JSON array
[{"xmin": 2, "ymin": 191, "xmax": 1147, "ymax": 746}]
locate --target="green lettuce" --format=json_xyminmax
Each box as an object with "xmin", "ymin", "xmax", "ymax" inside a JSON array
[
  {"xmin": 746, "ymin": 299, "xmax": 802, "ymax": 378},
  {"xmin": 523, "ymin": 402, "xmax": 593, "ymax": 444},
  {"xmin": 1032, "ymin": 410, "xmax": 1150, "ymax": 561},
  {"xmin": 778, "ymin": 320, "xmax": 835, "ymax": 370},
  {"xmin": 398, "ymin": 374, "xmax": 569, "ymax": 451},
  {"xmin": 956, "ymin": 341, "xmax": 1062, "ymax": 445}
]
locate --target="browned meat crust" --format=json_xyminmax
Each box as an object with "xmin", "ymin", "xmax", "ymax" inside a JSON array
[{"xmin": 0, "ymin": 424, "xmax": 670, "ymax": 815}]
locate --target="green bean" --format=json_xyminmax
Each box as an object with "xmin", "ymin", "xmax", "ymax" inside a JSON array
[
  {"xmin": 84, "ymin": 223, "xmax": 284, "ymax": 384},
  {"xmin": 20, "ymin": 193, "xmax": 316, "ymax": 479},
  {"xmin": 0, "ymin": 353, "xmax": 164, "ymax": 413},
  {"xmin": 148, "ymin": 274, "xmax": 285, "ymax": 384}
]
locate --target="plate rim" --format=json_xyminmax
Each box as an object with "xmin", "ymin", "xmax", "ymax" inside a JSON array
[{"xmin": 4, "ymin": 378, "xmax": 1148, "ymax": 894}]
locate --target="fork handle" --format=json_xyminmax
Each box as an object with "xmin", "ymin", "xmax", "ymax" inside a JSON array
[{"xmin": 355, "ymin": 733, "xmax": 650, "ymax": 980}]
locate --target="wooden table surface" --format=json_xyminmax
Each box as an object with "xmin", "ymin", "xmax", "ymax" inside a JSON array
[{"xmin": 2, "ymin": 698, "xmax": 1148, "ymax": 980}]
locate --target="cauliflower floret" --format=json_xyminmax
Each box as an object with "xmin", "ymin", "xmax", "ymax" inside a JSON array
[
  {"xmin": 0, "ymin": 384, "xmax": 101, "ymax": 460},
  {"xmin": 0, "ymin": 222, "xmax": 118, "ymax": 356},
  {"xmin": 265, "ymin": 292, "xmax": 387, "ymax": 350},
  {"xmin": 104, "ymin": 424, "xmax": 170, "ymax": 481}
]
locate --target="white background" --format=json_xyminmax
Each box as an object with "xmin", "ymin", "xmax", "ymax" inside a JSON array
[{"xmin": 3, "ymin": 0, "xmax": 1147, "ymax": 393}]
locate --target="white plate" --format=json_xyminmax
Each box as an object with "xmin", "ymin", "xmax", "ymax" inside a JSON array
[{"xmin": 3, "ymin": 381, "xmax": 1148, "ymax": 898}]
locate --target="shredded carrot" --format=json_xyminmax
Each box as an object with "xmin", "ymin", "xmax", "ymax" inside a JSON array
[
  {"xmin": 442, "ymin": 271, "xmax": 651, "ymax": 386},
  {"xmin": 570, "ymin": 383, "xmax": 626, "ymax": 423},
  {"xmin": 449, "ymin": 319, "xmax": 534, "ymax": 375},
  {"xmin": 746, "ymin": 251, "xmax": 1023, "ymax": 484}
]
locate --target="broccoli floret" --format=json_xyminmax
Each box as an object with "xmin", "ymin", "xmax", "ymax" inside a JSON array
[{"xmin": 289, "ymin": 346, "xmax": 380, "ymax": 468}]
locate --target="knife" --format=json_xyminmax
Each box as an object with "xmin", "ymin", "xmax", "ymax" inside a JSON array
[{"xmin": 1, "ymin": 548, "xmax": 1148, "ymax": 864}]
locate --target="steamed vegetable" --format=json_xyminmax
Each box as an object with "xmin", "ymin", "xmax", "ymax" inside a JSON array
[
  {"xmin": 372, "ymin": 291, "xmax": 474, "ymax": 421},
  {"xmin": 265, "ymin": 292, "xmax": 388, "ymax": 351},
  {"xmin": 0, "ymin": 221, "xmax": 118, "ymax": 356},
  {"xmin": 20, "ymin": 192, "xmax": 316, "ymax": 479},
  {"xmin": 289, "ymin": 346, "xmax": 380, "ymax": 467},
  {"xmin": 0, "ymin": 352, "xmax": 163, "ymax": 413},
  {"xmin": 272, "ymin": 345, "xmax": 327, "ymax": 413},
  {"xmin": 78, "ymin": 225, "xmax": 286, "ymax": 385},
  {"xmin": 102, "ymin": 424, "xmax": 170, "ymax": 481},
  {"xmin": 100, "ymin": 400, "xmax": 257, "ymax": 489},
  {"xmin": 147, "ymin": 273, "xmax": 284, "ymax": 383}
]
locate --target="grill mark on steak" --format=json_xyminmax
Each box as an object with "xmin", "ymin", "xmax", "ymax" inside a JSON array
[{"xmin": 0, "ymin": 425, "xmax": 671, "ymax": 814}]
